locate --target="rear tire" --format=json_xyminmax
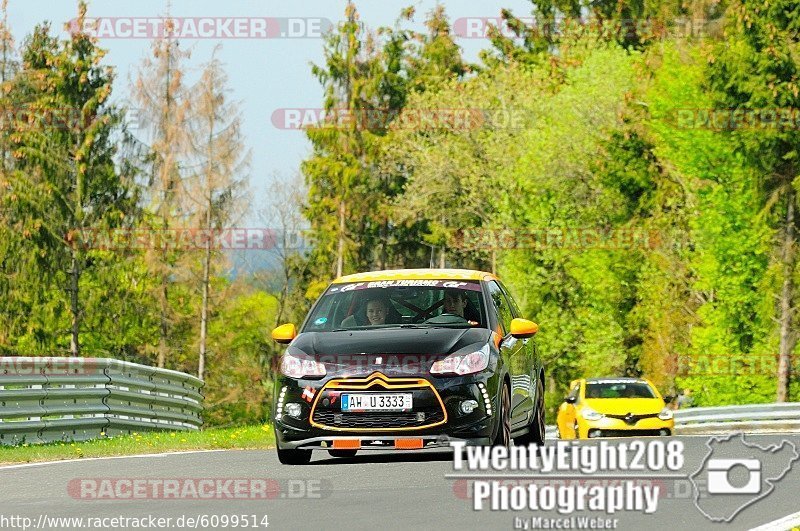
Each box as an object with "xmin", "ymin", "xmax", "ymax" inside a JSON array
[
  {"xmin": 328, "ymin": 449, "xmax": 358, "ymax": 458},
  {"xmin": 515, "ymin": 375, "xmax": 545, "ymax": 446},
  {"xmin": 277, "ymin": 447, "xmax": 312, "ymax": 465},
  {"xmin": 493, "ymin": 384, "xmax": 511, "ymax": 447}
]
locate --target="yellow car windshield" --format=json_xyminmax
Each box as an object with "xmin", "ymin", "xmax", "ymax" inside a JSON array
[{"xmin": 585, "ymin": 382, "xmax": 656, "ymax": 399}]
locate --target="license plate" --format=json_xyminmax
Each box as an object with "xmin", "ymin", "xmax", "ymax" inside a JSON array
[{"xmin": 341, "ymin": 393, "xmax": 412, "ymax": 412}]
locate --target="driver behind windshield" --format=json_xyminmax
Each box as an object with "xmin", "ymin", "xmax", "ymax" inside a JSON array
[
  {"xmin": 442, "ymin": 289, "xmax": 468, "ymax": 317},
  {"xmin": 442, "ymin": 289, "xmax": 480, "ymax": 325}
]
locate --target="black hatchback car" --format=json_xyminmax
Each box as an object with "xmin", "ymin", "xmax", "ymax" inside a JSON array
[{"xmin": 271, "ymin": 269, "xmax": 545, "ymax": 464}]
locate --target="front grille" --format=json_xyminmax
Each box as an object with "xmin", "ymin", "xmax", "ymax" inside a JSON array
[
  {"xmin": 589, "ymin": 429, "xmax": 668, "ymax": 437},
  {"xmin": 309, "ymin": 372, "xmax": 448, "ymax": 431},
  {"xmin": 604, "ymin": 412, "xmax": 659, "ymax": 425},
  {"xmin": 314, "ymin": 409, "xmax": 445, "ymax": 429}
]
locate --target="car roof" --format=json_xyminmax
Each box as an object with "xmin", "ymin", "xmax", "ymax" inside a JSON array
[
  {"xmin": 585, "ymin": 377, "xmax": 648, "ymax": 383},
  {"xmin": 332, "ymin": 268, "xmax": 499, "ymax": 284}
]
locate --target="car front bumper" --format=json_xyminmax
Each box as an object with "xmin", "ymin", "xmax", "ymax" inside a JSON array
[
  {"xmin": 273, "ymin": 371, "xmax": 501, "ymax": 450},
  {"xmin": 578, "ymin": 416, "xmax": 674, "ymax": 438}
]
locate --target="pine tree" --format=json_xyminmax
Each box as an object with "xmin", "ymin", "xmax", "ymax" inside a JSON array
[
  {"xmin": 303, "ymin": 1, "xmax": 376, "ymax": 280},
  {"xmin": 7, "ymin": 2, "xmax": 134, "ymax": 354}
]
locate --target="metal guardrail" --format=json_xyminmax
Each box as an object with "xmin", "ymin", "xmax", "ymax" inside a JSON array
[
  {"xmin": 545, "ymin": 403, "xmax": 800, "ymax": 439},
  {"xmin": 674, "ymin": 403, "xmax": 800, "ymax": 434},
  {"xmin": 0, "ymin": 357, "xmax": 204, "ymax": 446}
]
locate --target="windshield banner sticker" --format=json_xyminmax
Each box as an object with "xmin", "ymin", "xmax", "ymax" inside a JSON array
[{"xmin": 329, "ymin": 280, "xmax": 481, "ymax": 292}]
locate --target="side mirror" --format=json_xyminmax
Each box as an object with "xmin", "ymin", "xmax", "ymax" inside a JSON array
[
  {"xmin": 663, "ymin": 395, "xmax": 674, "ymax": 403},
  {"xmin": 271, "ymin": 323, "xmax": 297, "ymax": 344},
  {"xmin": 510, "ymin": 318, "xmax": 539, "ymax": 339},
  {"xmin": 564, "ymin": 396, "xmax": 577, "ymax": 404}
]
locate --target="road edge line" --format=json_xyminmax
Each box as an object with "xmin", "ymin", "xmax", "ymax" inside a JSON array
[
  {"xmin": 0, "ymin": 449, "xmax": 231, "ymax": 471},
  {"xmin": 749, "ymin": 510, "xmax": 800, "ymax": 531}
]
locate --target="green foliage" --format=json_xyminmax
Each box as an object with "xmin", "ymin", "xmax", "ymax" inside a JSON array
[
  {"xmin": 4, "ymin": 0, "xmax": 800, "ymax": 432},
  {"xmin": 204, "ymin": 289, "xmax": 278, "ymax": 426}
]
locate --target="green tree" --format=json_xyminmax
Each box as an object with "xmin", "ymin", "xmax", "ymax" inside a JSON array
[
  {"xmin": 707, "ymin": 0, "xmax": 800, "ymax": 401},
  {"xmin": 6, "ymin": 3, "xmax": 135, "ymax": 355},
  {"xmin": 0, "ymin": 0, "xmax": 18, "ymax": 350},
  {"xmin": 303, "ymin": 2, "xmax": 374, "ymax": 281}
]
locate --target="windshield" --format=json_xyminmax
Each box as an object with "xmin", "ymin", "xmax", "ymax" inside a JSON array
[
  {"xmin": 302, "ymin": 280, "xmax": 486, "ymax": 332},
  {"xmin": 585, "ymin": 381, "xmax": 656, "ymax": 399}
]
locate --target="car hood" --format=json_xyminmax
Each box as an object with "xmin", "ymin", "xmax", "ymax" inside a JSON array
[
  {"xmin": 290, "ymin": 327, "xmax": 493, "ymax": 377},
  {"xmin": 583, "ymin": 398, "xmax": 665, "ymax": 415}
]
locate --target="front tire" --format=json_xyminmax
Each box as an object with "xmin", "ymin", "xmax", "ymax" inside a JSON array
[
  {"xmin": 277, "ymin": 447, "xmax": 312, "ymax": 465},
  {"xmin": 515, "ymin": 376, "xmax": 545, "ymax": 446},
  {"xmin": 493, "ymin": 384, "xmax": 511, "ymax": 447}
]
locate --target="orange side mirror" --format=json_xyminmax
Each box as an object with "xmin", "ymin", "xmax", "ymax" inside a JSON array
[
  {"xmin": 271, "ymin": 323, "xmax": 297, "ymax": 344},
  {"xmin": 510, "ymin": 318, "xmax": 538, "ymax": 338}
]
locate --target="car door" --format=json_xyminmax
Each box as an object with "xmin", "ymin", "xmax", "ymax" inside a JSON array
[
  {"xmin": 486, "ymin": 281, "xmax": 530, "ymax": 429},
  {"xmin": 499, "ymin": 281, "xmax": 542, "ymax": 416}
]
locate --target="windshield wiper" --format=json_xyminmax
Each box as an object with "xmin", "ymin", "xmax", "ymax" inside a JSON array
[
  {"xmin": 328, "ymin": 324, "xmax": 472, "ymax": 332},
  {"xmin": 328, "ymin": 325, "xmax": 424, "ymax": 331}
]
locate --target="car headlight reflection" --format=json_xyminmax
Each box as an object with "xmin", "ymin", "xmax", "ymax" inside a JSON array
[
  {"xmin": 280, "ymin": 351, "xmax": 326, "ymax": 379},
  {"xmin": 430, "ymin": 345, "xmax": 490, "ymax": 376}
]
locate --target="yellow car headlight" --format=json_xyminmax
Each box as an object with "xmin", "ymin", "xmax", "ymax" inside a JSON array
[
  {"xmin": 581, "ymin": 406, "xmax": 604, "ymax": 421},
  {"xmin": 658, "ymin": 407, "xmax": 674, "ymax": 420}
]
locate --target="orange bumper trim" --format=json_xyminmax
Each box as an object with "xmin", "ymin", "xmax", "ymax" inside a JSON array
[
  {"xmin": 332, "ymin": 439, "xmax": 361, "ymax": 450},
  {"xmin": 395, "ymin": 438, "xmax": 423, "ymax": 450}
]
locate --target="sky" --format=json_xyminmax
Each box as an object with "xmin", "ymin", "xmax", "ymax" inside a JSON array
[{"xmin": 9, "ymin": 0, "xmax": 535, "ymax": 222}]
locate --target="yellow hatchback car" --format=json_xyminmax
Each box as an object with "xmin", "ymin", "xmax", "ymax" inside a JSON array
[{"xmin": 556, "ymin": 377, "xmax": 674, "ymax": 439}]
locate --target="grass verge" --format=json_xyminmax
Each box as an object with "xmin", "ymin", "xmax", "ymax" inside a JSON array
[{"xmin": 0, "ymin": 425, "xmax": 275, "ymax": 465}]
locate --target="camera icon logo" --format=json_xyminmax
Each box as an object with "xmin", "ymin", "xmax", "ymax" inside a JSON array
[
  {"xmin": 690, "ymin": 433, "xmax": 798, "ymax": 522},
  {"xmin": 706, "ymin": 458, "xmax": 761, "ymax": 494}
]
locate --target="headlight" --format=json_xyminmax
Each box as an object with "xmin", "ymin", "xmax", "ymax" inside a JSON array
[
  {"xmin": 581, "ymin": 407, "xmax": 604, "ymax": 421},
  {"xmin": 280, "ymin": 351, "xmax": 326, "ymax": 379},
  {"xmin": 430, "ymin": 345, "xmax": 490, "ymax": 376},
  {"xmin": 658, "ymin": 407, "xmax": 674, "ymax": 420}
]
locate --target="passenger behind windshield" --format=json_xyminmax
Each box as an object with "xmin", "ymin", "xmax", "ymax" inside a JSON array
[
  {"xmin": 340, "ymin": 294, "xmax": 396, "ymax": 328},
  {"xmin": 365, "ymin": 297, "xmax": 389, "ymax": 325}
]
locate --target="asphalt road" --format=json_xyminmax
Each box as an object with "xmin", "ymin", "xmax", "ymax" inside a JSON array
[{"xmin": 1, "ymin": 434, "xmax": 799, "ymax": 531}]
